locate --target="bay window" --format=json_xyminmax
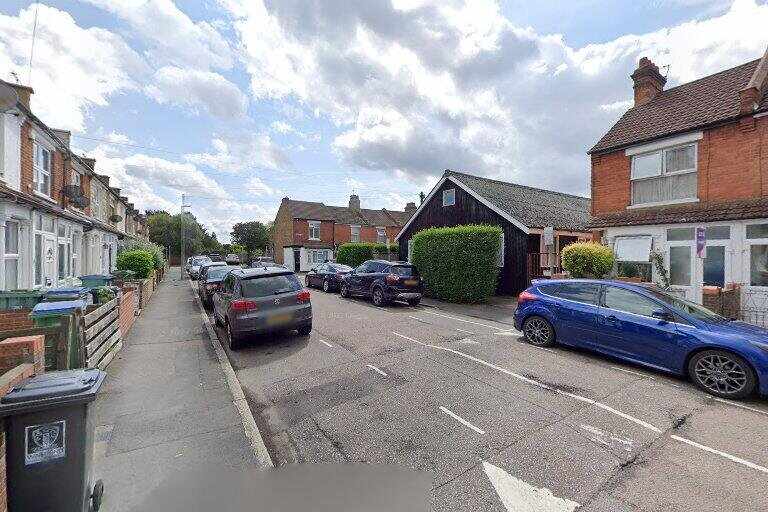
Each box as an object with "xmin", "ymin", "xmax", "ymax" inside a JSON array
[{"xmin": 630, "ymin": 143, "xmax": 697, "ymax": 206}]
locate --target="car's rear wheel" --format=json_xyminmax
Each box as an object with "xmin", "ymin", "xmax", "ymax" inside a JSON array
[
  {"xmin": 323, "ymin": 279, "xmax": 330, "ymax": 293},
  {"xmin": 340, "ymin": 283, "xmax": 350, "ymax": 298},
  {"xmin": 226, "ymin": 319, "xmax": 242, "ymax": 350},
  {"xmin": 688, "ymin": 349, "xmax": 756, "ymax": 399},
  {"xmin": 372, "ymin": 287, "xmax": 388, "ymax": 307},
  {"xmin": 407, "ymin": 298, "xmax": 420, "ymax": 307},
  {"xmin": 523, "ymin": 316, "xmax": 555, "ymax": 347}
]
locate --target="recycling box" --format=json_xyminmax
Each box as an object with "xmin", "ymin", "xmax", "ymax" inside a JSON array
[{"xmin": 0, "ymin": 368, "xmax": 107, "ymax": 512}]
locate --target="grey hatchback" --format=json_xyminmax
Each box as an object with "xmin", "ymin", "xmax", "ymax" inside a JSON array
[{"xmin": 212, "ymin": 266, "xmax": 312, "ymax": 350}]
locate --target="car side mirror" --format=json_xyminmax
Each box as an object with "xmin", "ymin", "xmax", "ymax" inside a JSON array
[{"xmin": 652, "ymin": 309, "xmax": 673, "ymax": 322}]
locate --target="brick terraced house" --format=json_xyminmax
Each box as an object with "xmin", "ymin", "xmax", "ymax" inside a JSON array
[
  {"xmin": 589, "ymin": 47, "xmax": 768, "ymax": 315},
  {"xmin": 0, "ymin": 81, "xmax": 148, "ymax": 291},
  {"xmin": 273, "ymin": 194, "xmax": 416, "ymax": 271}
]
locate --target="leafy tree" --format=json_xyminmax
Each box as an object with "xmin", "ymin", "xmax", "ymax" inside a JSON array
[
  {"xmin": 147, "ymin": 211, "xmax": 221, "ymax": 261},
  {"xmin": 231, "ymin": 221, "xmax": 270, "ymax": 264}
]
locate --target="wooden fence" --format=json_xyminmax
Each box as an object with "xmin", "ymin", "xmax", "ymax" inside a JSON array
[{"xmin": 83, "ymin": 298, "xmax": 123, "ymax": 370}]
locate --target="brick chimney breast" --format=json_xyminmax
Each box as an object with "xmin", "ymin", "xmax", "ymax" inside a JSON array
[
  {"xmin": 349, "ymin": 194, "xmax": 360, "ymax": 211},
  {"xmin": 631, "ymin": 57, "xmax": 667, "ymax": 107}
]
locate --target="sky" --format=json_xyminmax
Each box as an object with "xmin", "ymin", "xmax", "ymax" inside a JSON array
[{"xmin": 0, "ymin": 0, "xmax": 765, "ymax": 243}]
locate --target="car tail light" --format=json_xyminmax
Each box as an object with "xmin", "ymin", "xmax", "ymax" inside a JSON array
[
  {"xmin": 385, "ymin": 274, "xmax": 399, "ymax": 285},
  {"xmin": 297, "ymin": 289, "xmax": 311, "ymax": 303},
  {"xmin": 517, "ymin": 290, "xmax": 536, "ymax": 306},
  {"xmin": 231, "ymin": 299, "xmax": 257, "ymax": 312}
]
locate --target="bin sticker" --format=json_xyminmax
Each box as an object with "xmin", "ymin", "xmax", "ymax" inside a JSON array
[{"xmin": 24, "ymin": 420, "xmax": 66, "ymax": 465}]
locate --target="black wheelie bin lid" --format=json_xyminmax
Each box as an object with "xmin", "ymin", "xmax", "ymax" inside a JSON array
[{"xmin": 0, "ymin": 368, "xmax": 106, "ymax": 417}]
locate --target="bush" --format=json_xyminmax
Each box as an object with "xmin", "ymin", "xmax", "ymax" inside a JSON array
[
  {"xmin": 116, "ymin": 250, "xmax": 155, "ymax": 279},
  {"xmin": 336, "ymin": 243, "xmax": 376, "ymax": 267},
  {"xmin": 561, "ymin": 242, "xmax": 615, "ymax": 278},
  {"xmin": 120, "ymin": 240, "xmax": 166, "ymax": 269},
  {"xmin": 411, "ymin": 225, "xmax": 502, "ymax": 303}
]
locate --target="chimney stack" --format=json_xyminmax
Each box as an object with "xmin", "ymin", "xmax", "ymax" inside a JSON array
[
  {"xmin": 3, "ymin": 81, "xmax": 33, "ymax": 109},
  {"xmin": 404, "ymin": 202, "xmax": 417, "ymax": 215},
  {"xmin": 631, "ymin": 57, "xmax": 666, "ymax": 107},
  {"xmin": 739, "ymin": 45, "xmax": 768, "ymax": 114},
  {"xmin": 349, "ymin": 194, "xmax": 360, "ymax": 211}
]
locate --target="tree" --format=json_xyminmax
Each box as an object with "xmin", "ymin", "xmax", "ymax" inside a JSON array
[
  {"xmin": 147, "ymin": 211, "xmax": 221, "ymax": 261},
  {"xmin": 231, "ymin": 221, "xmax": 270, "ymax": 264}
]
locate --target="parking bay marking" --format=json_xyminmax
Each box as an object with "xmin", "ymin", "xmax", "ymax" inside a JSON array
[
  {"xmin": 392, "ymin": 331, "xmax": 768, "ymax": 475},
  {"xmin": 320, "ymin": 340, "xmax": 334, "ymax": 348},
  {"xmin": 711, "ymin": 397, "xmax": 768, "ymax": 417},
  {"xmin": 421, "ymin": 310, "xmax": 505, "ymax": 331},
  {"xmin": 366, "ymin": 364, "xmax": 388, "ymax": 377},
  {"xmin": 439, "ymin": 406, "xmax": 486, "ymax": 435}
]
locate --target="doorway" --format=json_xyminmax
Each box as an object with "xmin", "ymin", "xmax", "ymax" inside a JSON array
[{"xmin": 293, "ymin": 249, "xmax": 301, "ymax": 272}]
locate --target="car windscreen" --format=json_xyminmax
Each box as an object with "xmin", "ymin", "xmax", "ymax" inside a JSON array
[
  {"xmin": 240, "ymin": 273, "xmax": 302, "ymax": 297},
  {"xmin": 329, "ymin": 264, "xmax": 352, "ymax": 272},
  {"xmin": 193, "ymin": 257, "xmax": 210, "ymax": 265},
  {"xmin": 645, "ymin": 288, "xmax": 727, "ymax": 323},
  {"xmin": 206, "ymin": 267, "xmax": 231, "ymax": 280},
  {"xmin": 391, "ymin": 265, "xmax": 418, "ymax": 277}
]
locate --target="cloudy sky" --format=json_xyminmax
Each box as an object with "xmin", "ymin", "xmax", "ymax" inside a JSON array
[{"xmin": 0, "ymin": 0, "xmax": 766, "ymax": 242}]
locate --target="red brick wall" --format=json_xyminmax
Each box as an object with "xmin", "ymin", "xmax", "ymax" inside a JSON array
[
  {"xmin": 292, "ymin": 219, "xmax": 335, "ymax": 245},
  {"xmin": 0, "ymin": 335, "xmax": 45, "ymax": 377},
  {"xmin": 591, "ymin": 116, "xmax": 768, "ymax": 216},
  {"xmin": 0, "ymin": 311, "xmax": 34, "ymax": 332},
  {"xmin": 19, "ymin": 123, "xmax": 33, "ymax": 196},
  {"xmin": 52, "ymin": 150, "xmax": 64, "ymax": 207}
]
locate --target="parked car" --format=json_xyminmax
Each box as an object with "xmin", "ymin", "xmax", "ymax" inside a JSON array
[
  {"xmin": 251, "ymin": 257, "xmax": 275, "ymax": 267},
  {"xmin": 199, "ymin": 261, "xmax": 228, "ymax": 282},
  {"xmin": 306, "ymin": 263, "xmax": 353, "ymax": 292},
  {"xmin": 188, "ymin": 256, "xmax": 212, "ymax": 279},
  {"xmin": 340, "ymin": 260, "xmax": 422, "ymax": 306},
  {"xmin": 198, "ymin": 264, "xmax": 232, "ymax": 309},
  {"xmin": 208, "ymin": 253, "xmax": 223, "ymax": 262},
  {"xmin": 226, "ymin": 254, "xmax": 240, "ymax": 265},
  {"xmin": 212, "ymin": 266, "xmax": 312, "ymax": 350},
  {"xmin": 514, "ymin": 279, "xmax": 768, "ymax": 399}
]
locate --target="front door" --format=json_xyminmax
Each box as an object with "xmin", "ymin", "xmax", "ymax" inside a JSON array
[
  {"xmin": 42, "ymin": 235, "xmax": 56, "ymax": 287},
  {"xmin": 597, "ymin": 285, "xmax": 680, "ymax": 369},
  {"xmin": 293, "ymin": 249, "xmax": 301, "ymax": 272}
]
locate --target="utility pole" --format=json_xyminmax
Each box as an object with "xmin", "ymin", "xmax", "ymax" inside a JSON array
[{"xmin": 179, "ymin": 193, "xmax": 190, "ymax": 280}]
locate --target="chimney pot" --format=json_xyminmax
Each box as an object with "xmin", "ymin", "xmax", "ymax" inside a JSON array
[{"xmin": 631, "ymin": 57, "xmax": 667, "ymax": 107}]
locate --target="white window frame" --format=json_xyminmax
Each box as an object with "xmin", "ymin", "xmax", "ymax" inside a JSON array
[
  {"xmin": 33, "ymin": 141, "xmax": 53, "ymax": 198},
  {"xmin": 745, "ymin": 221, "xmax": 768, "ymax": 289},
  {"xmin": 350, "ymin": 225, "xmax": 361, "ymax": 243},
  {"xmin": 308, "ymin": 220, "xmax": 321, "ymax": 241},
  {"xmin": 3, "ymin": 220, "xmax": 20, "ymax": 290},
  {"xmin": 376, "ymin": 226, "xmax": 387, "ymax": 244},
  {"xmin": 0, "ymin": 115, "xmax": 5, "ymax": 178},
  {"xmin": 629, "ymin": 143, "xmax": 697, "ymax": 207},
  {"xmin": 442, "ymin": 188, "xmax": 456, "ymax": 207}
]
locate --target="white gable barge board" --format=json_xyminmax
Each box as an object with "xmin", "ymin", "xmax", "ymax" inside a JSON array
[{"xmin": 395, "ymin": 176, "xmax": 530, "ymax": 241}]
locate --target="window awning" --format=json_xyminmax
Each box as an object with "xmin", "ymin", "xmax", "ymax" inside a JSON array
[{"xmin": 614, "ymin": 236, "xmax": 652, "ymax": 262}]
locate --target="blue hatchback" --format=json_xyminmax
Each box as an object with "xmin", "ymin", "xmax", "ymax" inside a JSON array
[{"xmin": 514, "ymin": 279, "xmax": 768, "ymax": 399}]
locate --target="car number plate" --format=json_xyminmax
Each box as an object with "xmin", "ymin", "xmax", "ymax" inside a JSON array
[
  {"xmin": 404, "ymin": 279, "xmax": 418, "ymax": 286},
  {"xmin": 267, "ymin": 313, "xmax": 292, "ymax": 325}
]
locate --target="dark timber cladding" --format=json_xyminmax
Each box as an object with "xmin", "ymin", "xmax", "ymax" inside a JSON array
[{"xmin": 397, "ymin": 179, "xmax": 529, "ymax": 295}]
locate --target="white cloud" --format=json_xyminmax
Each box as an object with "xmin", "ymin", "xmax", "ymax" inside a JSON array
[
  {"xmin": 145, "ymin": 66, "xmax": 248, "ymax": 118},
  {"xmin": 193, "ymin": 200, "xmax": 277, "ymax": 242},
  {"xmin": 244, "ymin": 177, "xmax": 282, "ymax": 196},
  {"xmin": 0, "ymin": 5, "xmax": 147, "ymax": 131},
  {"xmin": 225, "ymin": 0, "xmax": 768, "ymax": 195},
  {"xmin": 186, "ymin": 132, "xmax": 292, "ymax": 173},
  {"xmin": 104, "ymin": 131, "xmax": 134, "ymax": 144},
  {"xmin": 82, "ymin": 0, "xmax": 233, "ymax": 71}
]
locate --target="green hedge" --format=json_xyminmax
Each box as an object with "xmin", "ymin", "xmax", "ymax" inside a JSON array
[
  {"xmin": 411, "ymin": 224, "xmax": 502, "ymax": 303},
  {"xmin": 116, "ymin": 250, "xmax": 155, "ymax": 279},
  {"xmin": 121, "ymin": 240, "xmax": 166, "ymax": 269},
  {"xmin": 336, "ymin": 242, "xmax": 397, "ymax": 267},
  {"xmin": 561, "ymin": 242, "xmax": 614, "ymax": 278}
]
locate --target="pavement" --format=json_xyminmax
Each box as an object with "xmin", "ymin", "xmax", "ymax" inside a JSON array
[
  {"xmin": 92, "ymin": 267, "xmax": 257, "ymax": 512},
  {"xmin": 208, "ymin": 279, "xmax": 768, "ymax": 512}
]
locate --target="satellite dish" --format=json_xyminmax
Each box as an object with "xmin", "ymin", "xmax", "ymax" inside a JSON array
[{"xmin": 0, "ymin": 83, "xmax": 19, "ymax": 112}]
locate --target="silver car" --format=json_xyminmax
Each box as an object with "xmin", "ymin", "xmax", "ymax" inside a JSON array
[
  {"xmin": 212, "ymin": 266, "xmax": 312, "ymax": 350},
  {"xmin": 188, "ymin": 255, "xmax": 212, "ymax": 280}
]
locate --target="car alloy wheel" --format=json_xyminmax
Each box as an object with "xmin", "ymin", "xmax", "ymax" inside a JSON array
[
  {"xmin": 373, "ymin": 288, "xmax": 384, "ymax": 306},
  {"xmin": 323, "ymin": 279, "xmax": 330, "ymax": 292},
  {"xmin": 341, "ymin": 284, "xmax": 349, "ymax": 298},
  {"xmin": 523, "ymin": 316, "xmax": 554, "ymax": 347},
  {"xmin": 691, "ymin": 351, "xmax": 754, "ymax": 398}
]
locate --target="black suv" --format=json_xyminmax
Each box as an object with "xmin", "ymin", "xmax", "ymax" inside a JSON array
[{"xmin": 340, "ymin": 260, "xmax": 422, "ymax": 306}]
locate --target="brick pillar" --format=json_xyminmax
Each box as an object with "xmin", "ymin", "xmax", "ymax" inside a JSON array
[{"xmin": 0, "ymin": 335, "xmax": 45, "ymax": 376}]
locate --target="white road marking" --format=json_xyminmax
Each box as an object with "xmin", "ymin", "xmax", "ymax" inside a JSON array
[
  {"xmin": 455, "ymin": 327, "xmax": 475, "ymax": 334},
  {"xmin": 459, "ymin": 340, "xmax": 480, "ymax": 345},
  {"xmin": 580, "ymin": 424, "xmax": 634, "ymax": 452},
  {"xmin": 482, "ymin": 461, "xmax": 580, "ymax": 512},
  {"xmin": 711, "ymin": 397, "xmax": 768, "ymax": 417},
  {"xmin": 671, "ymin": 435, "xmax": 768, "ymax": 474},
  {"xmin": 366, "ymin": 364, "xmax": 388, "ymax": 377},
  {"xmin": 494, "ymin": 330, "xmax": 523, "ymax": 337},
  {"xmin": 611, "ymin": 366, "xmax": 655, "ymax": 379},
  {"xmin": 535, "ymin": 347, "xmax": 556, "ymax": 353},
  {"xmin": 439, "ymin": 406, "xmax": 486, "ymax": 435},
  {"xmin": 320, "ymin": 340, "xmax": 334, "ymax": 348},
  {"xmin": 422, "ymin": 310, "xmax": 504, "ymax": 330}
]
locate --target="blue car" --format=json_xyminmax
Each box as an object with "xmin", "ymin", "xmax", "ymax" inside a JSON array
[{"xmin": 514, "ymin": 279, "xmax": 768, "ymax": 399}]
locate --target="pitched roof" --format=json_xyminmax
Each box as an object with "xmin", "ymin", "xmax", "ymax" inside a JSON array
[
  {"xmin": 590, "ymin": 197, "xmax": 768, "ymax": 229},
  {"xmin": 444, "ymin": 170, "xmax": 592, "ymax": 231},
  {"xmin": 283, "ymin": 199, "xmax": 411, "ymax": 227},
  {"xmin": 590, "ymin": 58, "xmax": 768, "ymax": 154}
]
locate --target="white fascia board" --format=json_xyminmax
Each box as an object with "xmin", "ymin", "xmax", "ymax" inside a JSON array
[{"xmin": 625, "ymin": 131, "xmax": 703, "ymax": 156}]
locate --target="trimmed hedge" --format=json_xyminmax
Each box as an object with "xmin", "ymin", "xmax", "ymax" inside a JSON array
[
  {"xmin": 411, "ymin": 225, "xmax": 502, "ymax": 303},
  {"xmin": 336, "ymin": 242, "xmax": 397, "ymax": 267},
  {"xmin": 561, "ymin": 242, "xmax": 615, "ymax": 278},
  {"xmin": 121, "ymin": 240, "xmax": 166, "ymax": 269},
  {"xmin": 116, "ymin": 250, "xmax": 155, "ymax": 279}
]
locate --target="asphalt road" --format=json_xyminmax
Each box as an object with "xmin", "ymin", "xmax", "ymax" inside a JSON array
[{"xmin": 201, "ymin": 281, "xmax": 768, "ymax": 512}]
